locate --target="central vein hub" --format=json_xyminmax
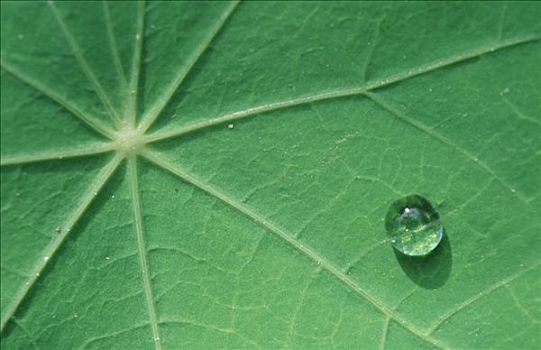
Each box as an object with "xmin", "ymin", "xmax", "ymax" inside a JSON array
[{"xmin": 113, "ymin": 126, "xmax": 146, "ymax": 155}]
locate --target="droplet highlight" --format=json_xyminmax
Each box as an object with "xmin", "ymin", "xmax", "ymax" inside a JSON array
[{"xmin": 385, "ymin": 194, "xmax": 443, "ymax": 256}]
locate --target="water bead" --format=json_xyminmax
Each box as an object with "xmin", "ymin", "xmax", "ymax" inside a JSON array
[{"xmin": 385, "ymin": 194, "xmax": 443, "ymax": 256}]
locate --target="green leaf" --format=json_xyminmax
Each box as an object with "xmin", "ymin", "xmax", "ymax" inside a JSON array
[{"xmin": 1, "ymin": 1, "xmax": 540, "ymax": 349}]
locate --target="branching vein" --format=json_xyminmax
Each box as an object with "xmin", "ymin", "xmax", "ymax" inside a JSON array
[
  {"xmin": 144, "ymin": 34, "xmax": 540, "ymax": 143},
  {"xmin": 140, "ymin": 149, "xmax": 445, "ymax": 349},
  {"xmin": 0, "ymin": 154, "xmax": 122, "ymax": 332},
  {"xmin": 366, "ymin": 92, "xmax": 528, "ymax": 203},
  {"xmin": 127, "ymin": 155, "xmax": 162, "ymax": 349},
  {"xmin": 427, "ymin": 261, "xmax": 541, "ymax": 334},
  {"xmin": 379, "ymin": 316, "xmax": 391, "ymax": 350}
]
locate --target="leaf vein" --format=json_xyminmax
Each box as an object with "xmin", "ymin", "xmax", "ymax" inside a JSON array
[
  {"xmin": 427, "ymin": 261, "xmax": 541, "ymax": 334},
  {"xmin": 366, "ymin": 92, "xmax": 528, "ymax": 204},
  {"xmin": 140, "ymin": 148, "xmax": 446, "ymax": 349},
  {"xmin": 1, "ymin": 143, "xmax": 115, "ymax": 166},
  {"xmin": 128, "ymin": 1, "xmax": 146, "ymax": 128},
  {"xmin": 138, "ymin": 1, "xmax": 240, "ymax": 132},
  {"xmin": 49, "ymin": 1, "xmax": 123, "ymax": 126},
  {"xmin": 1, "ymin": 60, "xmax": 115, "ymax": 139},
  {"xmin": 144, "ymin": 34, "xmax": 540, "ymax": 143},
  {"xmin": 0, "ymin": 154, "xmax": 122, "ymax": 332},
  {"xmin": 103, "ymin": 1, "xmax": 128, "ymax": 88},
  {"xmin": 127, "ymin": 155, "xmax": 162, "ymax": 349}
]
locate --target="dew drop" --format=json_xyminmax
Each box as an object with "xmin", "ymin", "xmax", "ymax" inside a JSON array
[
  {"xmin": 227, "ymin": 123, "xmax": 234, "ymax": 129},
  {"xmin": 43, "ymin": 256, "xmax": 49, "ymax": 262},
  {"xmin": 384, "ymin": 194, "xmax": 443, "ymax": 256},
  {"xmin": 135, "ymin": 34, "xmax": 141, "ymax": 40},
  {"xmin": 55, "ymin": 226, "xmax": 62, "ymax": 234}
]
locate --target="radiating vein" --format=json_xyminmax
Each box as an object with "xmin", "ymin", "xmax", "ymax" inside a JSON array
[
  {"xmin": 1, "ymin": 143, "xmax": 115, "ymax": 166},
  {"xmin": 103, "ymin": 1, "xmax": 128, "ymax": 87},
  {"xmin": 138, "ymin": 1, "xmax": 240, "ymax": 132},
  {"xmin": 140, "ymin": 149, "xmax": 446, "ymax": 349},
  {"xmin": 127, "ymin": 155, "xmax": 162, "ymax": 349},
  {"xmin": 1, "ymin": 60, "xmax": 114, "ymax": 140},
  {"xmin": 128, "ymin": 1, "xmax": 146, "ymax": 128},
  {"xmin": 427, "ymin": 261, "xmax": 541, "ymax": 334},
  {"xmin": 0, "ymin": 154, "xmax": 122, "ymax": 332},
  {"xmin": 48, "ymin": 1, "xmax": 123, "ymax": 126},
  {"xmin": 144, "ymin": 34, "xmax": 540, "ymax": 143},
  {"xmin": 366, "ymin": 92, "xmax": 528, "ymax": 203}
]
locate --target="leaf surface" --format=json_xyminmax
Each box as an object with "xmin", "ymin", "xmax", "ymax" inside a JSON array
[{"xmin": 1, "ymin": 1, "xmax": 540, "ymax": 349}]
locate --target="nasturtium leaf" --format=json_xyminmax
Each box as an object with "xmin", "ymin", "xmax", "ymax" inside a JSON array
[{"xmin": 1, "ymin": 1, "xmax": 540, "ymax": 349}]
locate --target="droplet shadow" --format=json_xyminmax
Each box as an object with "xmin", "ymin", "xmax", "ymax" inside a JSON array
[{"xmin": 393, "ymin": 231, "xmax": 452, "ymax": 289}]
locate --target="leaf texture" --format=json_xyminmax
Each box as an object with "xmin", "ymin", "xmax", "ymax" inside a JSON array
[{"xmin": 1, "ymin": 1, "xmax": 540, "ymax": 349}]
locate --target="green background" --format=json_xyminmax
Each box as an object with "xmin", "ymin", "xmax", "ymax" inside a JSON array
[{"xmin": 1, "ymin": 1, "xmax": 540, "ymax": 349}]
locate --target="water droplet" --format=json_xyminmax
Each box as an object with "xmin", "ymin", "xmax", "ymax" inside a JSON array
[
  {"xmin": 135, "ymin": 34, "xmax": 141, "ymax": 40},
  {"xmin": 43, "ymin": 256, "xmax": 49, "ymax": 262},
  {"xmin": 385, "ymin": 194, "xmax": 443, "ymax": 256},
  {"xmin": 227, "ymin": 123, "xmax": 234, "ymax": 129},
  {"xmin": 55, "ymin": 226, "xmax": 62, "ymax": 234},
  {"xmin": 105, "ymin": 256, "xmax": 111, "ymax": 260}
]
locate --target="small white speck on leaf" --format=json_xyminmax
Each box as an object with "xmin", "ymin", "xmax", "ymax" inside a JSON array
[{"xmin": 227, "ymin": 123, "xmax": 234, "ymax": 129}]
